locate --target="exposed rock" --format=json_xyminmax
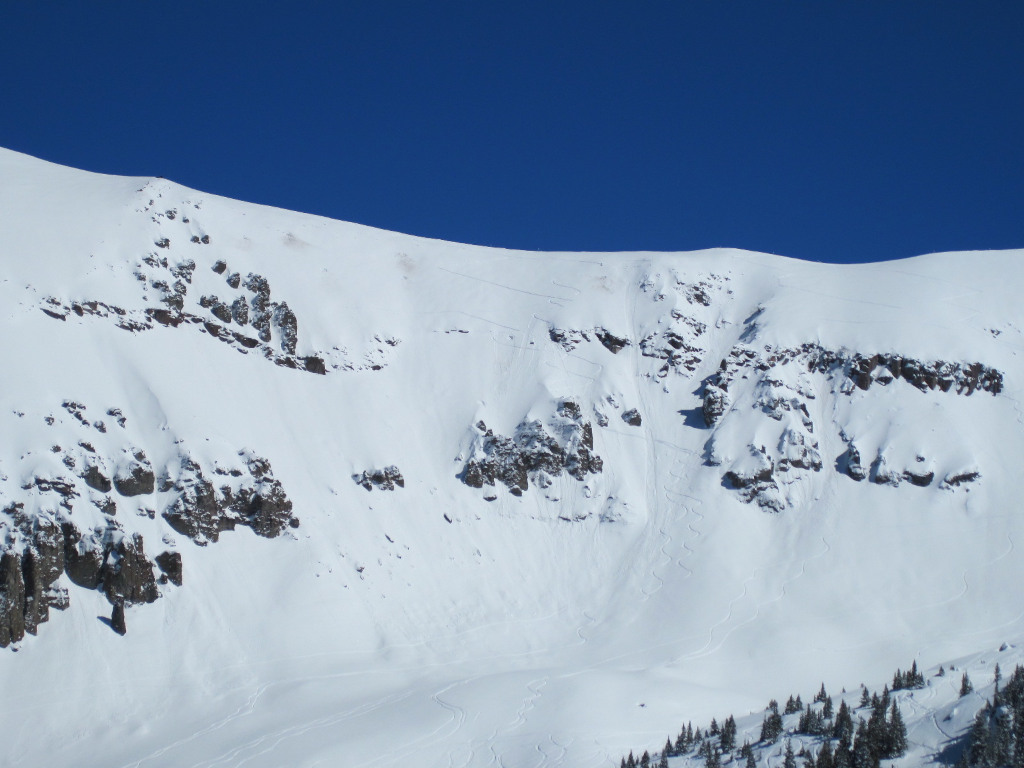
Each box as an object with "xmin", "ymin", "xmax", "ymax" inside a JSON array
[
  {"xmin": 460, "ymin": 401, "xmax": 602, "ymax": 499},
  {"xmin": 273, "ymin": 302, "xmax": 298, "ymax": 355},
  {"xmin": 110, "ymin": 602, "xmax": 126, "ymax": 635},
  {"xmin": 903, "ymin": 469, "xmax": 935, "ymax": 487},
  {"xmin": 622, "ymin": 409, "xmax": 642, "ymax": 427},
  {"xmin": 595, "ymin": 329, "xmax": 629, "ymax": 354},
  {"xmin": 838, "ymin": 444, "xmax": 868, "ymax": 481},
  {"xmin": 162, "ymin": 452, "xmax": 297, "ymax": 545},
  {"xmin": 702, "ymin": 385, "xmax": 729, "ymax": 427},
  {"xmin": 114, "ymin": 452, "xmax": 155, "ymax": 497},
  {"xmin": 231, "ymin": 296, "xmax": 249, "ymax": 325},
  {"xmin": 212, "ymin": 260, "xmax": 228, "ymax": 274},
  {"xmin": 354, "ymin": 466, "xmax": 405, "ymax": 491},
  {"xmin": 155, "ymin": 551, "xmax": 183, "ymax": 586},
  {"xmin": 81, "ymin": 463, "xmax": 112, "ymax": 493},
  {"xmin": 942, "ymin": 470, "xmax": 981, "ymax": 488},
  {"xmin": 102, "ymin": 533, "xmax": 159, "ymax": 606}
]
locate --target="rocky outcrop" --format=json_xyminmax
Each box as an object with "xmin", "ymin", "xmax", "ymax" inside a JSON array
[
  {"xmin": 703, "ymin": 342, "xmax": 1002, "ymax": 510},
  {"xmin": 549, "ymin": 326, "xmax": 630, "ymax": 354},
  {"xmin": 163, "ymin": 452, "xmax": 297, "ymax": 545},
  {"xmin": 113, "ymin": 451, "xmax": 155, "ymax": 497},
  {"xmin": 461, "ymin": 401, "xmax": 602, "ymax": 498},
  {"xmin": 40, "ymin": 250, "xmax": 340, "ymax": 374},
  {"xmin": 704, "ymin": 344, "xmax": 1003, "ymax": 429},
  {"xmin": 621, "ymin": 409, "xmax": 642, "ymax": 427},
  {"xmin": 354, "ymin": 466, "xmax": 405, "ymax": 491},
  {"xmin": 0, "ymin": 402, "xmax": 298, "ymax": 647}
]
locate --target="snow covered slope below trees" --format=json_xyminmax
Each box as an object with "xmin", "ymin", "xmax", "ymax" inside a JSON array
[{"xmin": 0, "ymin": 147, "xmax": 1022, "ymax": 767}]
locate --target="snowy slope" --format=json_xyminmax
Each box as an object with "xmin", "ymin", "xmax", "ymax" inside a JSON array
[{"xmin": 0, "ymin": 147, "xmax": 1022, "ymax": 768}]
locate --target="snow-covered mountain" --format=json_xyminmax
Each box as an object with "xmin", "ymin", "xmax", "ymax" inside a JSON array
[{"xmin": 0, "ymin": 147, "xmax": 1021, "ymax": 768}]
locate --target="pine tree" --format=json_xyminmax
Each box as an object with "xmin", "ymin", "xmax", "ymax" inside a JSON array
[
  {"xmin": 887, "ymin": 701, "xmax": 908, "ymax": 758},
  {"xmin": 657, "ymin": 756, "xmax": 669, "ymax": 768},
  {"xmin": 962, "ymin": 672, "xmax": 975, "ymax": 697},
  {"xmin": 641, "ymin": 749, "xmax": 651, "ymax": 768},
  {"xmin": 859, "ymin": 687, "xmax": 870, "ymax": 708},
  {"xmin": 815, "ymin": 683, "xmax": 829, "ymax": 703},
  {"xmin": 784, "ymin": 740, "xmax": 797, "ymax": 768},
  {"xmin": 786, "ymin": 695, "xmax": 802, "ymax": 715},
  {"xmin": 705, "ymin": 745, "xmax": 722, "ymax": 768},
  {"xmin": 823, "ymin": 696, "xmax": 834, "ymax": 720},
  {"xmin": 664, "ymin": 738, "xmax": 675, "ymax": 759},
  {"xmin": 721, "ymin": 715, "xmax": 737, "ymax": 752},
  {"xmin": 967, "ymin": 709, "xmax": 992, "ymax": 768},
  {"xmin": 817, "ymin": 741, "xmax": 834, "ymax": 768},
  {"xmin": 627, "ymin": 751, "xmax": 637, "ymax": 768},
  {"xmin": 761, "ymin": 709, "xmax": 784, "ymax": 742},
  {"xmin": 993, "ymin": 706, "xmax": 1013, "ymax": 767},
  {"xmin": 909, "ymin": 660, "xmax": 924, "ymax": 688},
  {"xmin": 675, "ymin": 730, "xmax": 687, "ymax": 754},
  {"xmin": 746, "ymin": 749, "xmax": 757, "ymax": 768},
  {"xmin": 833, "ymin": 701, "xmax": 854, "ymax": 742}
]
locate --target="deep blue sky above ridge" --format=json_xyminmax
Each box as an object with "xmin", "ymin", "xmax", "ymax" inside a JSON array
[{"xmin": 1, "ymin": 3, "xmax": 1021, "ymax": 263}]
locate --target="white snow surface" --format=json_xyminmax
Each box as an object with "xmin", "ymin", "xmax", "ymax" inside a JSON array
[{"xmin": 0, "ymin": 146, "xmax": 1022, "ymax": 767}]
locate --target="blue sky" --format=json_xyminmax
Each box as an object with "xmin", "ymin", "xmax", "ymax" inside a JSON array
[{"xmin": 1, "ymin": 2, "xmax": 1021, "ymax": 263}]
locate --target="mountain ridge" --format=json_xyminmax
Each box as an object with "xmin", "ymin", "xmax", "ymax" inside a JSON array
[{"xmin": 0, "ymin": 146, "xmax": 1021, "ymax": 768}]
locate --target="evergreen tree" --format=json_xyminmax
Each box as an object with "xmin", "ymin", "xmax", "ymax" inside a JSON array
[
  {"xmin": 815, "ymin": 683, "xmax": 829, "ymax": 703},
  {"xmin": 657, "ymin": 756, "xmax": 668, "ymax": 768},
  {"xmin": 746, "ymin": 749, "xmax": 757, "ymax": 768},
  {"xmin": 823, "ymin": 696, "xmax": 834, "ymax": 720},
  {"xmin": 962, "ymin": 672, "xmax": 975, "ymax": 697},
  {"xmin": 909, "ymin": 660, "xmax": 925, "ymax": 688},
  {"xmin": 641, "ymin": 749, "xmax": 651, "ymax": 768},
  {"xmin": 675, "ymin": 730, "xmax": 687, "ymax": 754},
  {"xmin": 786, "ymin": 695, "xmax": 802, "ymax": 715},
  {"xmin": 939, "ymin": 666, "xmax": 946, "ymax": 677},
  {"xmin": 627, "ymin": 751, "xmax": 637, "ymax": 768},
  {"xmin": 740, "ymin": 742, "xmax": 754, "ymax": 762},
  {"xmin": 780, "ymin": 740, "xmax": 795, "ymax": 768},
  {"xmin": 992, "ymin": 706, "xmax": 1013, "ymax": 767},
  {"xmin": 817, "ymin": 741, "xmax": 834, "ymax": 768},
  {"xmin": 664, "ymin": 738, "xmax": 674, "ymax": 759},
  {"xmin": 761, "ymin": 709, "xmax": 784, "ymax": 742},
  {"xmin": 967, "ymin": 709, "xmax": 992, "ymax": 768},
  {"xmin": 859, "ymin": 687, "xmax": 870, "ymax": 708},
  {"xmin": 833, "ymin": 701, "xmax": 854, "ymax": 742},
  {"xmin": 705, "ymin": 745, "xmax": 722, "ymax": 768},
  {"xmin": 887, "ymin": 701, "xmax": 908, "ymax": 758},
  {"xmin": 721, "ymin": 715, "xmax": 738, "ymax": 752},
  {"xmin": 710, "ymin": 718, "xmax": 720, "ymax": 736}
]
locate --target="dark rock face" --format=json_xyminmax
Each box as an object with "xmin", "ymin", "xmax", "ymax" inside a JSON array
[
  {"xmin": 103, "ymin": 534, "xmax": 159, "ymax": 606},
  {"xmin": 354, "ymin": 466, "xmax": 405, "ymax": 491},
  {"xmin": 595, "ymin": 329, "xmax": 629, "ymax": 354},
  {"xmin": 113, "ymin": 452, "xmax": 155, "ymax": 497},
  {"xmin": 548, "ymin": 327, "xmax": 631, "ymax": 355},
  {"xmin": 460, "ymin": 401, "xmax": 603, "ymax": 498},
  {"xmin": 621, "ymin": 409, "xmax": 642, "ymax": 427},
  {"xmin": 41, "ymin": 258, "xmax": 336, "ymax": 376},
  {"xmin": 1, "ymin": 405, "xmax": 299, "ymax": 647},
  {"xmin": 0, "ymin": 552, "xmax": 27, "ymax": 647},
  {"xmin": 703, "ymin": 341, "xmax": 1004, "ymax": 510},
  {"xmin": 162, "ymin": 452, "xmax": 297, "ymax": 545},
  {"xmin": 704, "ymin": 344, "xmax": 1002, "ymax": 429},
  {"xmin": 155, "ymin": 551, "xmax": 183, "ymax": 586},
  {"xmin": 111, "ymin": 602, "xmax": 127, "ymax": 635}
]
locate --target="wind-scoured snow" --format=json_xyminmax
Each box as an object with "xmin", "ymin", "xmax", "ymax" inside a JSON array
[{"xmin": 0, "ymin": 147, "xmax": 1021, "ymax": 767}]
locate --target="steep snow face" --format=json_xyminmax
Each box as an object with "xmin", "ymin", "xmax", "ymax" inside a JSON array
[{"xmin": 0, "ymin": 147, "xmax": 1022, "ymax": 767}]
